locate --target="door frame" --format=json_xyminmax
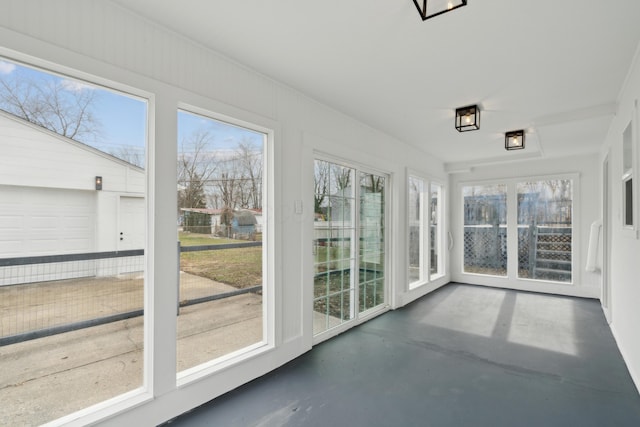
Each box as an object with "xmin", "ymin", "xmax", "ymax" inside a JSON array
[
  {"xmin": 311, "ymin": 154, "xmax": 391, "ymax": 345},
  {"xmin": 602, "ymin": 154, "xmax": 612, "ymax": 323}
]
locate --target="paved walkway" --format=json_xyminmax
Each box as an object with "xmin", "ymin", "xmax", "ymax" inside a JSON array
[{"xmin": 0, "ymin": 273, "xmax": 262, "ymax": 426}]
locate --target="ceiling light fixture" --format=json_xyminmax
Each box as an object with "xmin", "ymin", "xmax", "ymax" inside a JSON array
[
  {"xmin": 455, "ymin": 105, "xmax": 480, "ymax": 132},
  {"xmin": 412, "ymin": 0, "xmax": 467, "ymax": 21},
  {"xmin": 505, "ymin": 130, "xmax": 525, "ymax": 150}
]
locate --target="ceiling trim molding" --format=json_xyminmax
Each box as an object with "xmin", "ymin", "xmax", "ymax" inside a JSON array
[
  {"xmin": 533, "ymin": 103, "xmax": 617, "ymax": 128},
  {"xmin": 444, "ymin": 150, "xmax": 544, "ymax": 174}
]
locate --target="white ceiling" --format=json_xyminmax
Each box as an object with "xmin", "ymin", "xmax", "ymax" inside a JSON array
[{"xmin": 111, "ymin": 0, "xmax": 640, "ymax": 168}]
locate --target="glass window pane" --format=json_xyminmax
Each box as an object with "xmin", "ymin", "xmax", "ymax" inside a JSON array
[
  {"xmin": 0, "ymin": 59, "xmax": 147, "ymax": 424},
  {"xmin": 408, "ymin": 176, "xmax": 423, "ymax": 284},
  {"xmin": 622, "ymin": 122, "xmax": 634, "ymax": 228},
  {"xmin": 329, "ymin": 163, "xmax": 353, "ymax": 196},
  {"xmin": 314, "ymin": 160, "xmax": 355, "ymax": 335},
  {"xmin": 430, "ymin": 183, "xmax": 442, "ymax": 278},
  {"xmin": 623, "ymin": 122, "xmax": 633, "ymax": 172},
  {"xmin": 176, "ymin": 110, "xmax": 265, "ymax": 373},
  {"xmin": 463, "ymin": 184, "xmax": 507, "ymax": 276},
  {"xmin": 359, "ymin": 173, "xmax": 385, "ymax": 313},
  {"xmin": 314, "ymin": 163, "xmax": 387, "ymax": 334},
  {"xmin": 517, "ymin": 180, "xmax": 573, "ymax": 283},
  {"xmin": 625, "ymin": 178, "xmax": 633, "ymax": 227}
]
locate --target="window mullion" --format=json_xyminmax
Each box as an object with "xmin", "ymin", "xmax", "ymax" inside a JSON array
[
  {"xmin": 420, "ymin": 187, "xmax": 428, "ymax": 282},
  {"xmin": 351, "ymin": 173, "xmax": 360, "ymax": 321}
]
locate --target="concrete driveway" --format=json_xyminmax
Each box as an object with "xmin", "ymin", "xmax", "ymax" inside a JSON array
[{"xmin": 0, "ymin": 273, "xmax": 262, "ymax": 426}]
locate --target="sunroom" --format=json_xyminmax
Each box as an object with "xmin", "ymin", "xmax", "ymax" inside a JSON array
[{"xmin": 0, "ymin": 1, "xmax": 639, "ymax": 426}]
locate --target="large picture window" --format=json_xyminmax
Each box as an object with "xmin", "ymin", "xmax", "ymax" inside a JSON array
[
  {"xmin": 463, "ymin": 184, "xmax": 507, "ymax": 276},
  {"xmin": 0, "ymin": 57, "xmax": 147, "ymax": 425},
  {"xmin": 462, "ymin": 178, "xmax": 574, "ymax": 284},
  {"xmin": 517, "ymin": 179, "xmax": 573, "ymax": 283},
  {"xmin": 408, "ymin": 175, "xmax": 445, "ymax": 288},
  {"xmin": 176, "ymin": 109, "xmax": 267, "ymax": 376}
]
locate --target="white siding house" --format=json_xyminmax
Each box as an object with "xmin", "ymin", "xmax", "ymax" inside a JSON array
[{"xmin": 0, "ymin": 110, "xmax": 145, "ymax": 285}]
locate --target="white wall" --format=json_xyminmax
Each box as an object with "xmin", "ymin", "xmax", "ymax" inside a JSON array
[
  {"xmin": 449, "ymin": 153, "xmax": 601, "ymax": 299},
  {"xmin": 600, "ymin": 44, "xmax": 640, "ymax": 393},
  {"xmin": 0, "ymin": 1, "xmax": 449, "ymax": 425}
]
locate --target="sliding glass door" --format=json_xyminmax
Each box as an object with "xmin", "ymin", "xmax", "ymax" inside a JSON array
[
  {"xmin": 313, "ymin": 159, "xmax": 387, "ymax": 336},
  {"xmin": 358, "ymin": 172, "xmax": 385, "ymax": 313}
]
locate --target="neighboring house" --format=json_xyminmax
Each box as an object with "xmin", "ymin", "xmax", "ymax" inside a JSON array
[
  {"xmin": 0, "ymin": 110, "xmax": 145, "ymax": 285},
  {"xmin": 231, "ymin": 209, "xmax": 257, "ymax": 235},
  {"xmin": 180, "ymin": 207, "xmax": 223, "ymax": 232},
  {"xmin": 180, "ymin": 207, "xmax": 262, "ymax": 237}
]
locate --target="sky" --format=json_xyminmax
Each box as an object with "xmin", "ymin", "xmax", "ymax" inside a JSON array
[
  {"xmin": 0, "ymin": 58, "xmax": 263, "ymax": 168},
  {"xmin": 177, "ymin": 109, "xmax": 263, "ymax": 153}
]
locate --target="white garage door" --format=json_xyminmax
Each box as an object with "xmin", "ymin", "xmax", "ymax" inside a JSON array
[
  {"xmin": 0, "ymin": 185, "xmax": 96, "ymax": 285},
  {"xmin": 0, "ymin": 185, "xmax": 96, "ymax": 257}
]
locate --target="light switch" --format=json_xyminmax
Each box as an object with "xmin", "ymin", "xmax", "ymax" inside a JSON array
[{"xmin": 294, "ymin": 200, "xmax": 303, "ymax": 214}]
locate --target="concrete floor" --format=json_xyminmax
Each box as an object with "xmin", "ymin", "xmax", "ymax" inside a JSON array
[{"xmin": 165, "ymin": 283, "xmax": 640, "ymax": 427}]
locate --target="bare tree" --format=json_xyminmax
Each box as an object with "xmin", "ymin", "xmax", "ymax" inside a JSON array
[
  {"xmin": 178, "ymin": 129, "xmax": 217, "ymax": 210},
  {"xmin": 333, "ymin": 164, "xmax": 351, "ymax": 191},
  {"xmin": 0, "ymin": 68, "xmax": 101, "ymax": 142},
  {"xmin": 235, "ymin": 139, "xmax": 263, "ymax": 209},
  {"xmin": 314, "ymin": 161, "xmax": 353, "ymax": 219},
  {"xmin": 207, "ymin": 192, "xmax": 221, "ymax": 210},
  {"xmin": 314, "ymin": 160, "xmax": 330, "ymax": 215},
  {"xmin": 217, "ymin": 170, "xmax": 238, "ymax": 212},
  {"xmin": 365, "ymin": 174, "xmax": 384, "ymax": 193},
  {"xmin": 110, "ymin": 145, "xmax": 145, "ymax": 168}
]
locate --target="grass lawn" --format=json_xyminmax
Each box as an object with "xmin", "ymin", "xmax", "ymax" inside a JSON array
[
  {"xmin": 179, "ymin": 232, "xmax": 262, "ymax": 289},
  {"xmin": 179, "ymin": 232, "xmax": 243, "ymax": 246}
]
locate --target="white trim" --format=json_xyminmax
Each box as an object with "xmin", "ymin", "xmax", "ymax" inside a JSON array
[
  {"xmin": 0, "ymin": 48, "xmax": 154, "ymax": 106},
  {"xmin": 173, "ymin": 104, "xmax": 276, "ymax": 384},
  {"xmin": 610, "ymin": 324, "xmax": 640, "ymax": 396},
  {"xmin": 620, "ymin": 102, "xmax": 639, "ymax": 239},
  {"xmin": 0, "ymin": 47, "xmax": 156, "ymax": 423},
  {"xmin": 310, "ymin": 152, "xmax": 392, "ymax": 346},
  {"xmin": 406, "ymin": 170, "xmax": 447, "ymax": 291},
  {"xmin": 601, "ymin": 153, "xmax": 613, "ymax": 323},
  {"xmin": 41, "ymin": 389, "xmax": 153, "ymax": 427}
]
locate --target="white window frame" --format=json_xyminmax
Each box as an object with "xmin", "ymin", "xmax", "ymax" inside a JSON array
[
  {"xmin": 459, "ymin": 181, "xmax": 509, "ymax": 279},
  {"xmin": 407, "ymin": 170, "xmax": 446, "ymax": 290},
  {"xmin": 515, "ymin": 177, "xmax": 576, "ymax": 285},
  {"xmin": 0, "ymin": 36, "xmax": 284, "ymax": 427},
  {"xmin": 175, "ymin": 102, "xmax": 275, "ymax": 386},
  {"xmin": 621, "ymin": 102, "xmax": 639, "ymax": 238},
  {"xmin": 429, "ymin": 181, "xmax": 446, "ymax": 282},
  {"xmin": 458, "ymin": 174, "xmax": 579, "ymax": 288},
  {"xmin": 0, "ymin": 50, "xmax": 155, "ymax": 424},
  {"xmin": 312, "ymin": 152, "xmax": 391, "ymax": 345}
]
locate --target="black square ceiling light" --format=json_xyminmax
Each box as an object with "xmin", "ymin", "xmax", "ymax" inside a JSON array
[
  {"xmin": 412, "ymin": 0, "xmax": 467, "ymax": 21},
  {"xmin": 455, "ymin": 105, "xmax": 480, "ymax": 132},
  {"xmin": 505, "ymin": 130, "xmax": 525, "ymax": 150}
]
